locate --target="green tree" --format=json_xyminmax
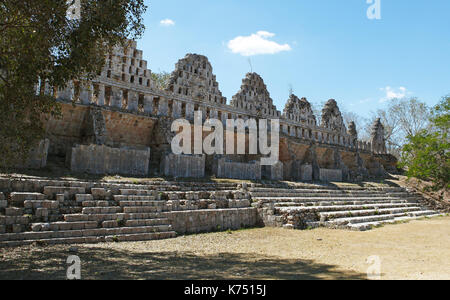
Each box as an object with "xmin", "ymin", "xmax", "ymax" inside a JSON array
[
  {"xmin": 372, "ymin": 97, "xmax": 431, "ymax": 158},
  {"xmin": 0, "ymin": 0, "xmax": 147, "ymax": 168},
  {"xmin": 400, "ymin": 96, "xmax": 450, "ymax": 188},
  {"xmin": 151, "ymin": 71, "xmax": 171, "ymax": 90}
]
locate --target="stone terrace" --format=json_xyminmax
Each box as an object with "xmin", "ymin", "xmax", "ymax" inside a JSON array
[{"xmin": 0, "ymin": 177, "xmax": 444, "ymax": 247}]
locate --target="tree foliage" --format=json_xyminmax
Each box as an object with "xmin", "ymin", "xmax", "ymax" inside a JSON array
[
  {"xmin": 373, "ymin": 98, "xmax": 431, "ymax": 158},
  {"xmin": 400, "ymin": 96, "xmax": 450, "ymax": 189},
  {"xmin": 151, "ymin": 71, "xmax": 171, "ymax": 90},
  {"xmin": 0, "ymin": 0, "xmax": 147, "ymax": 168}
]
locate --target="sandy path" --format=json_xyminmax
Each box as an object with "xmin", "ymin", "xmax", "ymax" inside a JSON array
[{"xmin": 1, "ymin": 216, "xmax": 449, "ymax": 280}]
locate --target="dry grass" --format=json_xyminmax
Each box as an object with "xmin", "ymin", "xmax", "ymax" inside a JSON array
[{"xmin": 1, "ymin": 216, "xmax": 449, "ymax": 280}]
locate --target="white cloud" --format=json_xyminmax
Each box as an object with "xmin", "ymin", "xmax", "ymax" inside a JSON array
[
  {"xmin": 160, "ymin": 19, "xmax": 175, "ymax": 26},
  {"xmin": 380, "ymin": 86, "xmax": 409, "ymax": 103},
  {"xmin": 227, "ymin": 31, "xmax": 292, "ymax": 56}
]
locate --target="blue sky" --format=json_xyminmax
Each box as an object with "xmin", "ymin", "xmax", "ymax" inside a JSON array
[{"xmin": 137, "ymin": 0, "xmax": 450, "ymax": 117}]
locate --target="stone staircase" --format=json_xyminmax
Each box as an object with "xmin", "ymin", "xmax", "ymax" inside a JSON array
[
  {"xmin": 251, "ymin": 185, "xmax": 444, "ymax": 231},
  {"xmin": 0, "ymin": 178, "xmax": 445, "ymax": 246},
  {"xmin": 0, "ymin": 178, "xmax": 248, "ymax": 247}
]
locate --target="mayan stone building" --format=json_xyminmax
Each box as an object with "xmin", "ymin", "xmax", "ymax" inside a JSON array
[
  {"xmin": 34, "ymin": 41, "xmax": 396, "ymax": 182},
  {"xmin": 2, "ymin": 41, "xmax": 443, "ymax": 246}
]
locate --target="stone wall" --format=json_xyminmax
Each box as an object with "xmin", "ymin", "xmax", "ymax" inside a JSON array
[
  {"xmin": 216, "ymin": 158, "xmax": 261, "ymax": 180},
  {"xmin": 268, "ymin": 161, "xmax": 284, "ymax": 181},
  {"xmin": 44, "ymin": 103, "xmax": 158, "ymax": 157},
  {"xmin": 300, "ymin": 164, "xmax": 313, "ymax": 181},
  {"xmin": 67, "ymin": 144, "xmax": 150, "ymax": 176},
  {"xmin": 319, "ymin": 169, "xmax": 343, "ymax": 182},
  {"xmin": 37, "ymin": 40, "xmax": 393, "ymax": 181},
  {"xmin": 161, "ymin": 154, "xmax": 205, "ymax": 178},
  {"xmin": 18, "ymin": 139, "xmax": 50, "ymax": 169},
  {"xmin": 167, "ymin": 207, "xmax": 258, "ymax": 234}
]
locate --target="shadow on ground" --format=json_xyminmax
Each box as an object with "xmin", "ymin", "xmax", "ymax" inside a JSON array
[{"xmin": 0, "ymin": 246, "xmax": 366, "ymax": 280}]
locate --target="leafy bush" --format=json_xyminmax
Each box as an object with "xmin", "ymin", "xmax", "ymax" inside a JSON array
[{"xmin": 400, "ymin": 96, "xmax": 450, "ymax": 189}]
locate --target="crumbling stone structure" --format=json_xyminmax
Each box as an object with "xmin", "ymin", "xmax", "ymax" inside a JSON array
[
  {"xmin": 371, "ymin": 118, "xmax": 387, "ymax": 155},
  {"xmin": 36, "ymin": 40, "xmax": 395, "ymax": 181}
]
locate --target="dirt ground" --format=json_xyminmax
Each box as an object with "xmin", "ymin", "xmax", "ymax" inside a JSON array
[{"xmin": 0, "ymin": 216, "xmax": 449, "ymax": 280}]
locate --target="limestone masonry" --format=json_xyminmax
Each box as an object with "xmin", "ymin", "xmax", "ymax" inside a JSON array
[
  {"xmin": 1, "ymin": 40, "xmax": 445, "ymax": 246},
  {"xmin": 30, "ymin": 40, "xmax": 397, "ymax": 182},
  {"xmin": 0, "ymin": 42, "xmax": 444, "ymax": 245}
]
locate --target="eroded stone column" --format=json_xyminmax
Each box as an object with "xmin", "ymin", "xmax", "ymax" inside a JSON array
[
  {"xmin": 111, "ymin": 87, "xmax": 123, "ymax": 109},
  {"xmin": 80, "ymin": 83, "xmax": 93, "ymax": 105},
  {"xmin": 128, "ymin": 90, "xmax": 139, "ymax": 112},
  {"xmin": 97, "ymin": 84, "xmax": 105, "ymax": 106},
  {"xmin": 185, "ymin": 103, "xmax": 195, "ymax": 121},
  {"xmin": 143, "ymin": 95, "xmax": 153, "ymax": 114},
  {"xmin": 173, "ymin": 100, "xmax": 182, "ymax": 119},
  {"xmin": 158, "ymin": 96, "xmax": 169, "ymax": 116}
]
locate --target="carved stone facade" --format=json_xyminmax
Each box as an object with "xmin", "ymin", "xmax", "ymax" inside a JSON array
[
  {"xmin": 371, "ymin": 118, "xmax": 387, "ymax": 155},
  {"xmin": 283, "ymin": 95, "xmax": 317, "ymax": 127},
  {"xmin": 321, "ymin": 99, "xmax": 347, "ymax": 134},
  {"xmin": 167, "ymin": 54, "xmax": 226, "ymax": 106},
  {"xmin": 41, "ymin": 40, "xmax": 393, "ymax": 181},
  {"xmin": 231, "ymin": 73, "xmax": 281, "ymax": 119}
]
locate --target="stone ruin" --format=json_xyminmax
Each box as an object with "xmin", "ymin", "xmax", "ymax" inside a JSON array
[
  {"xmin": 2, "ymin": 42, "xmax": 442, "ymax": 246},
  {"xmin": 26, "ymin": 40, "xmax": 398, "ymax": 182},
  {"xmin": 283, "ymin": 94, "xmax": 317, "ymax": 127},
  {"xmin": 371, "ymin": 118, "xmax": 387, "ymax": 155}
]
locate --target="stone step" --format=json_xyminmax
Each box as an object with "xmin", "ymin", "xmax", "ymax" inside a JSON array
[
  {"xmin": 0, "ymin": 231, "xmax": 177, "ymax": 247},
  {"xmin": 82, "ymin": 207, "xmax": 123, "ymax": 215},
  {"xmin": 0, "ymin": 225, "xmax": 172, "ymax": 242},
  {"xmin": 277, "ymin": 203, "xmax": 419, "ymax": 213},
  {"xmin": 250, "ymin": 187, "xmax": 406, "ymax": 193},
  {"xmin": 125, "ymin": 218, "xmax": 170, "ymax": 227},
  {"xmin": 320, "ymin": 207, "xmax": 422, "ymax": 220},
  {"xmin": 23, "ymin": 200, "xmax": 60, "ymax": 210},
  {"xmin": 257, "ymin": 196, "xmax": 415, "ymax": 203},
  {"xmin": 251, "ymin": 192, "xmax": 414, "ymax": 198},
  {"xmin": 43, "ymin": 186, "xmax": 86, "ymax": 200},
  {"xmin": 64, "ymin": 213, "xmax": 124, "ymax": 222},
  {"xmin": 332, "ymin": 213, "xmax": 445, "ymax": 231},
  {"xmin": 119, "ymin": 201, "xmax": 165, "ymax": 207},
  {"xmin": 64, "ymin": 212, "xmax": 167, "ymax": 222},
  {"xmin": 325, "ymin": 212, "xmax": 409, "ymax": 226},
  {"xmin": 9, "ymin": 192, "xmax": 46, "ymax": 205},
  {"xmin": 119, "ymin": 189, "xmax": 158, "ymax": 196},
  {"xmin": 113, "ymin": 195, "xmax": 158, "ymax": 201},
  {"xmin": 31, "ymin": 221, "xmax": 99, "ymax": 231},
  {"xmin": 123, "ymin": 206, "xmax": 167, "ymax": 214},
  {"xmin": 82, "ymin": 201, "xmax": 117, "ymax": 207},
  {"xmin": 273, "ymin": 200, "xmax": 412, "ymax": 207},
  {"xmin": 407, "ymin": 210, "xmax": 441, "ymax": 217}
]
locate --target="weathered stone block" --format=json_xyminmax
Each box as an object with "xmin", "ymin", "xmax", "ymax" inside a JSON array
[
  {"xmin": 67, "ymin": 144, "xmax": 150, "ymax": 176},
  {"xmin": 319, "ymin": 169, "xmax": 343, "ymax": 182},
  {"xmin": 91, "ymin": 188, "xmax": 106, "ymax": 200},
  {"xmin": 16, "ymin": 139, "xmax": 50, "ymax": 169},
  {"xmin": 5, "ymin": 207, "xmax": 23, "ymax": 216},
  {"xmin": 36, "ymin": 208, "xmax": 49, "ymax": 218},
  {"xmin": 161, "ymin": 154, "xmax": 205, "ymax": 178},
  {"xmin": 215, "ymin": 158, "xmax": 261, "ymax": 180},
  {"xmin": 12, "ymin": 224, "xmax": 23, "ymax": 233},
  {"xmin": 301, "ymin": 165, "xmax": 313, "ymax": 181}
]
